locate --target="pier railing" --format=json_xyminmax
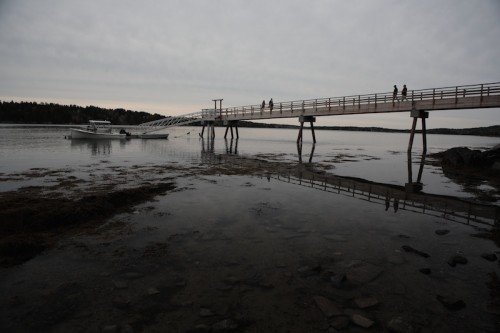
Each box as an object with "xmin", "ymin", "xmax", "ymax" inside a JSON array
[{"xmin": 203, "ymin": 82, "xmax": 500, "ymax": 120}]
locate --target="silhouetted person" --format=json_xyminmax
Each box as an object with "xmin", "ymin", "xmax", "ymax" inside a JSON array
[
  {"xmin": 261, "ymin": 100, "xmax": 265, "ymax": 111},
  {"xmin": 269, "ymin": 98, "xmax": 274, "ymax": 112},
  {"xmin": 401, "ymin": 84, "xmax": 408, "ymax": 101},
  {"xmin": 393, "ymin": 85, "xmax": 398, "ymax": 102}
]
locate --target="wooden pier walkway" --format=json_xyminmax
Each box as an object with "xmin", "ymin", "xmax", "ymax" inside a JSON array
[{"xmin": 207, "ymin": 82, "xmax": 500, "ymax": 121}]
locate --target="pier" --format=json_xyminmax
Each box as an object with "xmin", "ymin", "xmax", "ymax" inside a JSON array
[{"xmin": 140, "ymin": 82, "xmax": 500, "ymax": 138}]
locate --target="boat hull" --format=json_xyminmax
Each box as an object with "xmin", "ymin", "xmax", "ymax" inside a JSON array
[
  {"xmin": 139, "ymin": 133, "xmax": 169, "ymax": 139},
  {"xmin": 70, "ymin": 128, "xmax": 127, "ymax": 139}
]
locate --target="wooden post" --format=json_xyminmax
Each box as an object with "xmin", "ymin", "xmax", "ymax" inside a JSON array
[
  {"xmin": 406, "ymin": 110, "xmax": 428, "ymax": 193},
  {"xmin": 310, "ymin": 121, "xmax": 316, "ymax": 143},
  {"xmin": 297, "ymin": 121, "xmax": 304, "ymax": 143}
]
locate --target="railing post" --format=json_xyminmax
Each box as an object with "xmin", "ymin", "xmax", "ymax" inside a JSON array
[
  {"xmin": 411, "ymin": 90, "xmax": 414, "ymax": 101},
  {"xmin": 280, "ymin": 102, "xmax": 282, "ymax": 114},
  {"xmin": 455, "ymin": 86, "xmax": 458, "ymax": 103},
  {"xmin": 328, "ymin": 98, "xmax": 331, "ymax": 111},
  {"xmin": 432, "ymin": 89, "xmax": 435, "ymax": 105},
  {"xmin": 374, "ymin": 94, "xmax": 377, "ymax": 108},
  {"xmin": 315, "ymin": 99, "xmax": 318, "ymax": 112},
  {"xmin": 480, "ymin": 84, "xmax": 483, "ymax": 103},
  {"xmin": 343, "ymin": 97, "xmax": 345, "ymax": 110}
]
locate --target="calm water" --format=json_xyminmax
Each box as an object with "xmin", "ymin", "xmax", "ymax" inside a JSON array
[
  {"xmin": 1, "ymin": 125, "xmax": 500, "ymax": 332},
  {"xmin": 1, "ymin": 125, "xmax": 499, "ymax": 200}
]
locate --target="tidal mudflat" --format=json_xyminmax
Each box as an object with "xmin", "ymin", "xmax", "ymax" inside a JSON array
[{"xmin": 0, "ymin": 127, "xmax": 499, "ymax": 332}]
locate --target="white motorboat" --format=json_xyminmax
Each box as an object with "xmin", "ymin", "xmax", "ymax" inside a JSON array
[
  {"xmin": 138, "ymin": 133, "xmax": 169, "ymax": 139},
  {"xmin": 70, "ymin": 120, "xmax": 129, "ymax": 139}
]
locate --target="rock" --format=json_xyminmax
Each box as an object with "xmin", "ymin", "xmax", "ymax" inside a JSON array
[
  {"xmin": 297, "ymin": 265, "xmax": 322, "ymax": 277},
  {"xmin": 484, "ymin": 303, "xmax": 500, "ymax": 315},
  {"xmin": 324, "ymin": 234, "xmax": 348, "ymax": 242},
  {"xmin": 351, "ymin": 313, "xmax": 374, "ymax": 328},
  {"xmin": 101, "ymin": 325, "xmax": 118, "ymax": 333},
  {"xmin": 330, "ymin": 273, "xmax": 346, "ymax": 288},
  {"xmin": 186, "ymin": 324, "xmax": 211, "ymax": 332},
  {"xmin": 447, "ymin": 255, "xmax": 468, "ymax": 267},
  {"xmin": 436, "ymin": 295, "xmax": 466, "ymax": 311},
  {"xmin": 330, "ymin": 316, "xmax": 350, "ymax": 330},
  {"xmin": 387, "ymin": 254, "xmax": 406, "ymax": 265},
  {"xmin": 120, "ymin": 324, "xmax": 134, "ymax": 333},
  {"xmin": 435, "ymin": 229, "xmax": 450, "ymax": 236},
  {"xmin": 199, "ymin": 308, "xmax": 214, "ymax": 317},
  {"xmin": 441, "ymin": 147, "xmax": 489, "ymax": 167},
  {"xmin": 123, "ymin": 272, "xmax": 143, "ymax": 279},
  {"xmin": 401, "ymin": 245, "xmax": 430, "ymax": 258},
  {"xmin": 212, "ymin": 319, "xmax": 238, "ymax": 331},
  {"xmin": 147, "ymin": 287, "xmax": 160, "ymax": 295},
  {"xmin": 388, "ymin": 316, "xmax": 415, "ymax": 333},
  {"xmin": 354, "ymin": 297, "xmax": 379, "ymax": 309},
  {"xmin": 223, "ymin": 276, "xmax": 240, "ymax": 285},
  {"xmin": 313, "ymin": 296, "xmax": 343, "ymax": 317},
  {"xmin": 112, "ymin": 298, "xmax": 130, "ymax": 309},
  {"xmin": 345, "ymin": 261, "xmax": 383, "ymax": 285},
  {"xmin": 419, "ymin": 268, "xmax": 431, "ymax": 275},
  {"xmin": 113, "ymin": 280, "xmax": 128, "ymax": 290},
  {"xmin": 481, "ymin": 253, "xmax": 497, "ymax": 262}
]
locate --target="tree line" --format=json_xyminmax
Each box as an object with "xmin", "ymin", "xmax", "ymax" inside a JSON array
[{"xmin": 0, "ymin": 101, "xmax": 165, "ymax": 125}]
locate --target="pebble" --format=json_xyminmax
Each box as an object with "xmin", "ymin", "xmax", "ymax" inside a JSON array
[
  {"xmin": 354, "ymin": 297, "xmax": 379, "ymax": 309},
  {"xmin": 112, "ymin": 298, "xmax": 130, "ymax": 309},
  {"xmin": 401, "ymin": 245, "xmax": 430, "ymax": 258},
  {"xmin": 313, "ymin": 295, "xmax": 343, "ymax": 317},
  {"xmin": 351, "ymin": 313, "xmax": 374, "ymax": 328},
  {"xmin": 481, "ymin": 253, "xmax": 497, "ymax": 262},
  {"xmin": 345, "ymin": 261, "xmax": 383, "ymax": 285},
  {"xmin": 388, "ymin": 316, "xmax": 415, "ymax": 333},
  {"xmin": 101, "ymin": 325, "xmax": 118, "ymax": 333},
  {"xmin": 199, "ymin": 308, "xmax": 214, "ymax": 317},
  {"xmin": 212, "ymin": 319, "xmax": 238, "ymax": 331},
  {"xmin": 113, "ymin": 280, "xmax": 128, "ymax": 290},
  {"xmin": 330, "ymin": 316, "xmax": 350, "ymax": 330},
  {"xmin": 436, "ymin": 295, "xmax": 466, "ymax": 311},
  {"xmin": 330, "ymin": 273, "xmax": 346, "ymax": 288},
  {"xmin": 147, "ymin": 287, "xmax": 160, "ymax": 295},
  {"xmin": 447, "ymin": 255, "xmax": 468, "ymax": 267}
]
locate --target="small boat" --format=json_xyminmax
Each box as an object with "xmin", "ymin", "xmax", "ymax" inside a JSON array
[
  {"xmin": 138, "ymin": 133, "xmax": 169, "ymax": 139},
  {"xmin": 70, "ymin": 120, "xmax": 130, "ymax": 139}
]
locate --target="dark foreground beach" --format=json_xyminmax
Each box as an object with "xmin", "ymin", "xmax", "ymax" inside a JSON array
[{"xmin": 0, "ymin": 149, "xmax": 499, "ymax": 333}]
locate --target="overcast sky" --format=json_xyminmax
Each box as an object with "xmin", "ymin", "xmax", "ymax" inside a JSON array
[{"xmin": 1, "ymin": 0, "xmax": 499, "ymax": 129}]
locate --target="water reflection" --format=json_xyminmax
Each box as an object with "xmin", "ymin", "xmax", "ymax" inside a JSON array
[
  {"xmin": 206, "ymin": 149, "xmax": 499, "ymax": 228},
  {"xmin": 224, "ymin": 138, "xmax": 238, "ymax": 155},
  {"xmin": 70, "ymin": 139, "xmax": 113, "ymax": 156},
  {"xmin": 297, "ymin": 142, "xmax": 315, "ymax": 163},
  {"xmin": 406, "ymin": 151, "xmax": 426, "ymax": 193}
]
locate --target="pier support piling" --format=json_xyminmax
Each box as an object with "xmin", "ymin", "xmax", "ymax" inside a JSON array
[
  {"xmin": 224, "ymin": 120, "xmax": 239, "ymax": 139},
  {"xmin": 406, "ymin": 109, "xmax": 428, "ymax": 192},
  {"xmin": 297, "ymin": 116, "xmax": 316, "ymax": 144}
]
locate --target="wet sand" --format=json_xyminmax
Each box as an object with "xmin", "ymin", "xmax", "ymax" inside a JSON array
[{"xmin": 0, "ymin": 155, "xmax": 499, "ymax": 332}]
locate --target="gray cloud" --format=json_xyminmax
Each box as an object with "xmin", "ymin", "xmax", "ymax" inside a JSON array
[{"xmin": 1, "ymin": 0, "xmax": 499, "ymax": 128}]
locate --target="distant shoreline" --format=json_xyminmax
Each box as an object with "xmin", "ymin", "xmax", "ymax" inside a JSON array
[{"xmin": 1, "ymin": 121, "xmax": 499, "ymax": 137}]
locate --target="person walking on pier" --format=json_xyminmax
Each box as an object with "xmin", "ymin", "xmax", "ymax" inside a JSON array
[
  {"xmin": 393, "ymin": 85, "xmax": 399, "ymax": 102},
  {"xmin": 261, "ymin": 100, "xmax": 265, "ymax": 111},
  {"xmin": 401, "ymin": 84, "xmax": 408, "ymax": 101},
  {"xmin": 269, "ymin": 98, "xmax": 274, "ymax": 112}
]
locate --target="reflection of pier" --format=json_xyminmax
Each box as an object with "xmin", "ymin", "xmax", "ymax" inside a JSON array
[
  {"xmin": 272, "ymin": 166, "xmax": 499, "ymax": 228},
  {"xmin": 212, "ymin": 151, "xmax": 499, "ymax": 228}
]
